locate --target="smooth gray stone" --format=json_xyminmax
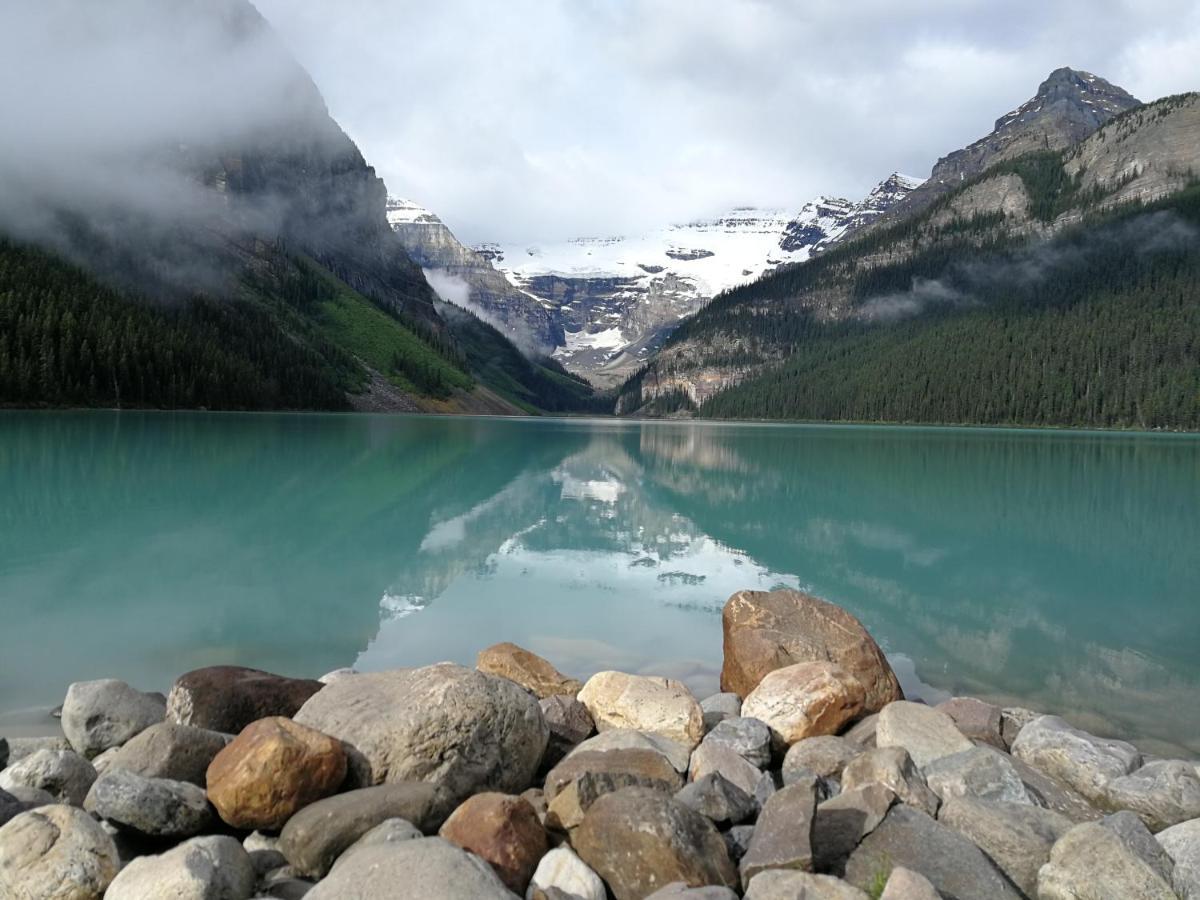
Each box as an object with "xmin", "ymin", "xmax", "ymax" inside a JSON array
[
  {"xmin": 84, "ymin": 769, "xmax": 213, "ymax": 838},
  {"xmin": 646, "ymin": 883, "xmax": 740, "ymax": 899},
  {"xmin": 305, "ymin": 837, "xmax": 516, "ymax": 899},
  {"xmin": 570, "ymin": 728, "xmax": 691, "ymax": 773},
  {"xmin": 938, "ymin": 797, "xmax": 1073, "ymax": 896},
  {"xmin": 0, "ymin": 804, "xmax": 121, "ymax": 900},
  {"xmin": 840, "ymin": 746, "xmax": 939, "ymax": 818},
  {"xmin": 1158, "ymin": 818, "xmax": 1200, "ymax": 900},
  {"xmin": 1104, "ymin": 760, "xmax": 1200, "ymax": 832},
  {"xmin": 1011, "ymin": 715, "xmax": 1141, "ymax": 804},
  {"xmin": 700, "ymin": 693, "xmax": 742, "ymax": 732},
  {"xmin": 279, "ymin": 782, "xmax": 440, "ymax": 878},
  {"xmin": 4, "ymin": 736, "xmax": 71, "ymax": 766},
  {"xmin": 1000, "ymin": 707, "xmax": 1040, "ymax": 751},
  {"xmin": 843, "ymin": 714, "xmax": 878, "ymax": 749},
  {"xmin": 784, "ymin": 735, "xmax": 860, "ymax": 784},
  {"xmin": 702, "ymin": 717, "xmax": 773, "ymax": 769},
  {"xmin": 105, "ymin": 835, "xmax": 256, "ymax": 900},
  {"xmin": 329, "ymin": 817, "xmax": 423, "ymax": 873},
  {"xmin": 0, "ymin": 747, "xmax": 97, "ymax": 806},
  {"xmin": 740, "ymin": 778, "xmax": 818, "ymax": 889},
  {"xmin": 723, "ymin": 824, "xmax": 755, "ymax": 863},
  {"xmin": 845, "ymin": 804, "xmax": 1022, "ymax": 899},
  {"xmin": 675, "ymin": 773, "xmax": 755, "ymax": 826},
  {"xmin": 1038, "ymin": 820, "xmax": 1177, "ymax": 900},
  {"xmin": 745, "ymin": 870, "xmax": 869, "ymax": 899},
  {"xmin": 689, "ymin": 741, "xmax": 774, "ymax": 810},
  {"xmin": 60, "ymin": 679, "xmax": 165, "ymax": 758},
  {"xmin": 1103, "ymin": 811, "xmax": 1176, "ymax": 883},
  {"xmin": 812, "ymin": 783, "xmax": 896, "ymax": 875},
  {"xmin": 879, "ymin": 867, "xmax": 940, "ymax": 900},
  {"xmin": 101, "ymin": 721, "xmax": 230, "ymax": 786},
  {"xmin": 876, "ymin": 701, "xmax": 973, "ymax": 769},
  {"xmin": 936, "ymin": 697, "xmax": 1005, "ymax": 749},
  {"xmin": 540, "ymin": 694, "xmax": 595, "ymax": 764},
  {"xmin": 922, "ymin": 745, "xmax": 1034, "ymax": 805}
]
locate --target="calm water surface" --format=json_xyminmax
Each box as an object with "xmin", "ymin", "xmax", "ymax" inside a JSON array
[{"xmin": 1, "ymin": 412, "xmax": 1197, "ymax": 754}]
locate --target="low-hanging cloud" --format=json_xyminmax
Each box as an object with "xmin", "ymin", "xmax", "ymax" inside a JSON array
[
  {"xmin": 424, "ymin": 267, "xmax": 554, "ymax": 357},
  {"xmin": 856, "ymin": 210, "xmax": 1199, "ymax": 322}
]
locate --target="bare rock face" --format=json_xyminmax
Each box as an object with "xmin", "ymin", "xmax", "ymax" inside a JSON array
[
  {"xmin": 741, "ymin": 662, "xmax": 866, "ymax": 748},
  {"xmin": 745, "ymin": 870, "xmax": 868, "ymax": 899},
  {"xmin": 539, "ymin": 695, "xmax": 595, "ymax": 765},
  {"xmin": 578, "ymin": 671, "xmax": 705, "ymax": 749},
  {"xmin": 812, "ymin": 783, "xmax": 897, "ymax": 875},
  {"xmin": 477, "ymin": 643, "xmax": 582, "ymax": 699},
  {"xmin": 84, "ymin": 769, "xmax": 213, "ymax": 838},
  {"xmin": 572, "ymin": 787, "xmax": 738, "ymax": 900},
  {"xmin": 166, "ymin": 666, "xmax": 324, "ymax": 734},
  {"xmin": 783, "ymin": 736, "xmax": 860, "ymax": 784},
  {"xmin": 938, "ymin": 798, "xmax": 1073, "ymax": 896},
  {"xmin": 739, "ymin": 778, "xmax": 819, "ymax": 888},
  {"xmin": 1038, "ymin": 820, "xmax": 1178, "ymax": 900},
  {"xmin": 719, "ymin": 589, "xmax": 901, "ymax": 712},
  {"xmin": 101, "ymin": 722, "xmax": 229, "ymax": 787},
  {"xmin": 206, "ymin": 716, "xmax": 347, "ymax": 830},
  {"xmin": 526, "ymin": 846, "xmax": 606, "ymax": 900},
  {"xmin": 875, "ymin": 701, "xmax": 973, "ymax": 769},
  {"xmin": 0, "ymin": 805, "xmax": 120, "ymax": 900},
  {"xmin": 922, "ymin": 745, "xmax": 1035, "ymax": 805},
  {"xmin": 936, "ymin": 697, "xmax": 1005, "ymax": 750},
  {"xmin": 438, "ymin": 792, "xmax": 547, "ymax": 893},
  {"xmin": 841, "ymin": 747, "xmax": 940, "ymax": 819},
  {"xmin": 1011, "ymin": 715, "xmax": 1142, "ymax": 805},
  {"xmin": 1157, "ymin": 818, "xmax": 1200, "ymax": 900},
  {"xmin": 60, "ymin": 679, "xmax": 166, "ymax": 759},
  {"xmin": 544, "ymin": 748, "xmax": 683, "ymax": 831},
  {"xmin": 1103, "ymin": 759, "xmax": 1200, "ymax": 832},
  {"xmin": 0, "ymin": 748, "xmax": 97, "ymax": 807},
  {"xmin": 293, "ymin": 663, "xmax": 547, "ymax": 809},
  {"xmin": 879, "ymin": 867, "xmax": 940, "ymax": 900}
]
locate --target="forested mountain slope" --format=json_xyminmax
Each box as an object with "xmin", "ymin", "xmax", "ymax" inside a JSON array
[{"xmin": 618, "ymin": 89, "xmax": 1200, "ymax": 429}]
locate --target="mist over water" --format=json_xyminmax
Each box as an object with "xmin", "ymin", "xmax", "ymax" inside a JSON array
[{"xmin": 0, "ymin": 412, "xmax": 1197, "ymax": 755}]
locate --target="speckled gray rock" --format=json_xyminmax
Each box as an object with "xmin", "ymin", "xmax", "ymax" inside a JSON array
[
  {"xmin": 1157, "ymin": 818, "xmax": 1200, "ymax": 900},
  {"xmin": 784, "ymin": 736, "xmax": 859, "ymax": 785},
  {"xmin": 936, "ymin": 697, "xmax": 1004, "ymax": 750},
  {"xmin": 739, "ymin": 778, "xmax": 818, "ymax": 889},
  {"xmin": 294, "ymin": 664, "xmax": 547, "ymax": 809},
  {"xmin": 745, "ymin": 870, "xmax": 868, "ymax": 899},
  {"xmin": 845, "ymin": 805, "xmax": 1022, "ymax": 899},
  {"xmin": 922, "ymin": 745, "xmax": 1034, "ymax": 805},
  {"xmin": 840, "ymin": 747, "xmax": 939, "ymax": 818},
  {"xmin": 1007, "ymin": 752, "xmax": 1102, "ymax": 823},
  {"xmin": 1038, "ymin": 819, "xmax": 1177, "ymax": 900},
  {"xmin": 843, "ymin": 714, "xmax": 878, "ymax": 749},
  {"xmin": 724, "ymin": 825, "xmax": 755, "ymax": 863},
  {"xmin": 702, "ymin": 717, "xmax": 773, "ymax": 769},
  {"xmin": 879, "ymin": 867, "xmax": 940, "ymax": 900},
  {"xmin": 938, "ymin": 797, "xmax": 1073, "ymax": 895},
  {"xmin": 1103, "ymin": 811, "xmax": 1176, "ymax": 882},
  {"xmin": 688, "ymin": 741, "xmax": 775, "ymax": 808},
  {"xmin": 676, "ymin": 773, "xmax": 755, "ymax": 826},
  {"xmin": 329, "ymin": 817, "xmax": 423, "ymax": 873},
  {"xmin": 1011, "ymin": 715, "xmax": 1141, "ymax": 804},
  {"xmin": 60, "ymin": 679, "xmax": 165, "ymax": 758},
  {"xmin": 0, "ymin": 804, "xmax": 120, "ymax": 900},
  {"xmin": 526, "ymin": 846, "xmax": 606, "ymax": 900},
  {"xmin": 1000, "ymin": 707, "xmax": 1039, "ymax": 750},
  {"xmin": 4, "ymin": 736, "xmax": 70, "ymax": 766},
  {"xmin": 700, "ymin": 693, "xmax": 742, "ymax": 732},
  {"xmin": 540, "ymin": 694, "xmax": 595, "ymax": 764},
  {"xmin": 568, "ymin": 728, "xmax": 691, "ymax": 773},
  {"xmin": 1, "ymin": 784, "xmax": 56, "ymax": 808},
  {"xmin": 105, "ymin": 834, "xmax": 256, "ymax": 900},
  {"xmin": 101, "ymin": 721, "xmax": 229, "ymax": 786},
  {"xmin": 646, "ymin": 883, "xmax": 739, "ymax": 899},
  {"xmin": 84, "ymin": 769, "xmax": 212, "ymax": 837},
  {"xmin": 1104, "ymin": 760, "xmax": 1200, "ymax": 831},
  {"xmin": 279, "ymin": 782, "xmax": 440, "ymax": 878},
  {"xmin": 876, "ymin": 701, "xmax": 973, "ymax": 769},
  {"xmin": 544, "ymin": 747, "xmax": 683, "ymax": 829},
  {"xmin": 812, "ymin": 783, "xmax": 897, "ymax": 875},
  {"xmin": 0, "ymin": 748, "xmax": 97, "ymax": 806}
]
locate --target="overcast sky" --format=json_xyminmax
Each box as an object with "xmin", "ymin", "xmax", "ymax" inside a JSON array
[{"xmin": 256, "ymin": 0, "xmax": 1200, "ymax": 245}]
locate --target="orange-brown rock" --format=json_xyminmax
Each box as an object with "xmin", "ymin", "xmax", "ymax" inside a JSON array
[
  {"xmin": 206, "ymin": 716, "xmax": 346, "ymax": 830},
  {"xmin": 476, "ymin": 643, "xmax": 582, "ymax": 699},
  {"xmin": 438, "ymin": 792, "xmax": 548, "ymax": 893},
  {"xmin": 720, "ymin": 589, "xmax": 902, "ymax": 711}
]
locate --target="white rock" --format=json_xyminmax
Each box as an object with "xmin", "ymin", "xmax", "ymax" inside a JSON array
[
  {"xmin": 741, "ymin": 662, "xmax": 866, "ymax": 748},
  {"xmin": 526, "ymin": 846, "xmax": 607, "ymax": 900},
  {"xmin": 578, "ymin": 671, "xmax": 704, "ymax": 749}
]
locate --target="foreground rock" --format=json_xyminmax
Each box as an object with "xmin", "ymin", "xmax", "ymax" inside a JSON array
[
  {"xmin": 569, "ymin": 729, "xmax": 691, "ymax": 774},
  {"xmin": 701, "ymin": 717, "xmax": 773, "ymax": 769},
  {"xmin": 876, "ymin": 701, "xmax": 973, "ymax": 769},
  {"xmin": 700, "ymin": 694, "xmax": 742, "ymax": 731},
  {"xmin": 923, "ymin": 745, "xmax": 1034, "ymax": 805},
  {"xmin": 937, "ymin": 697, "xmax": 1005, "ymax": 749},
  {"xmin": 840, "ymin": 747, "xmax": 939, "ymax": 818},
  {"xmin": 719, "ymin": 589, "xmax": 902, "ymax": 711},
  {"xmin": 688, "ymin": 741, "xmax": 775, "ymax": 808},
  {"xmin": 540, "ymin": 695, "xmax": 595, "ymax": 764},
  {"xmin": 167, "ymin": 665, "xmax": 324, "ymax": 734},
  {"xmin": 1158, "ymin": 818, "xmax": 1200, "ymax": 899},
  {"xmin": 812, "ymin": 784, "xmax": 897, "ymax": 874},
  {"xmin": 105, "ymin": 835, "xmax": 256, "ymax": 900},
  {"xmin": 744, "ymin": 870, "xmax": 868, "ymax": 899},
  {"xmin": 1038, "ymin": 819, "xmax": 1178, "ymax": 899},
  {"xmin": 294, "ymin": 663, "xmax": 547, "ymax": 807},
  {"xmin": 206, "ymin": 716, "xmax": 347, "ymax": 830},
  {"xmin": 0, "ymin": 805, "xmax": 120, "ymax": 900},
  {"xmin": 742, "ymin": 662, "xmax": 866, "ymax": 748},
  {"xmin": 477, "ymin": 643, "xmax": 583, "ymax": 699},
  {"xmin": 1011, "ymin": 715, "xmax": 1141, "ymax": 804},
  {"xmin": 879, "ymin": 868, "xmax": 940, "ymax": 900},
  {"xmin": 676, "ymin": 774, "xmax": 756, "ymax": 827},
  {"xmin": 60, "ymin": 679, "xmax": 166, "ymax": 758},
  {"xmin": 573, "ymin": 787, "xmax": 738, "ymax": 900},
  {"xmin": 1104, "ymin": 759, "xmax": 1200, "ymax": 831},
  {"xmin": 328, "ymin": 816, "xmax": 422, "ymax": 872},
  {"xmin": 578, "ymin": 671, "xmax": 705, "ymax": 749},
  {"xmin": 85, "ymin": 769, "xmax": 212, "ymax": 838},
  {"xmin": 544, "ymin": 748, "xmax": 683, "ymax": 830},
  {"xmin": 101, "ymin": 721, "xmax": 229, "ymax": 786},
  {"xmin": 278, "ymin": 782, "xmax": 440, "ymax": 878},
  {"xmin": 307, "ymin": 837, "xmax": 518, "ymax": 899},
  {"xmin": 526, "ymin": 846, "xmax": 606, "ymax": 900},
  {"xmin": 783, "ymin": 735, "xmax": 860, "ymax": 785},
  {"xmin": 938, "ymin": 797, "xmax": 1072, "ymax": 895},
  {"xmin": 845, "ymin": 805, "xmax": 1022, "ymax": 899},
  {"xmin": 0, "ymin": 747, "xmax": 97, "ymax": 806},
  {"xmin": 439, "ymin": 792, "xmax": 547, "ymax": 893},
  {"xmin": 739, "ymin": 779, "xmax": 818, "ymax": 888}
]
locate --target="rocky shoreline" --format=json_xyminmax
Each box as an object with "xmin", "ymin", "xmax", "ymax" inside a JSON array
[{"xmin": 1, "ymin": 588, "xmax": 1197, "ymax": 899}]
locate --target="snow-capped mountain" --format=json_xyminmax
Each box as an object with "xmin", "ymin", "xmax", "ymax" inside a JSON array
[{"xmin": 483, "ymin": 174, "xmax": 923, "ymax": 386}]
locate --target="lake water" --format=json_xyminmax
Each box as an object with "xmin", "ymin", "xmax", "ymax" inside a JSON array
[{"xmin": 1, "ymin": 411, "xmax": 1197, "ymax": 755}]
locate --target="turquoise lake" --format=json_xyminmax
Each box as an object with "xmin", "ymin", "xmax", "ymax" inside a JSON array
[{"xmin": 1, "ymin": 411, "xmax": 1197, "ymax": 755}]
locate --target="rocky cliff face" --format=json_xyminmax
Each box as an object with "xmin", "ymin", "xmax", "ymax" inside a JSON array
[
  {"xmin": 860, "ymin": 67, "xmax": 1141, "ymax": 234},
  {"xmin": 483, "ymin": 175, "xmax": 920, "ymax": 387}
]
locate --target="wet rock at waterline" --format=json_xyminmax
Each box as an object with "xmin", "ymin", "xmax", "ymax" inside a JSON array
[
  {"xmin": 477, "ymin": 642, "xmax": 583, "ymax": 699},
  {"xmin": 167, "ymin": 666, "xmax": 324, "ymax": 734},
  {"xmin": 60, "ymin": 679, "xmax": 166, "ymax": 759}
]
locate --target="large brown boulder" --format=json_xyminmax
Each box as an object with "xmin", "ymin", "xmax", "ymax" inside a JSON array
[
  {"xmin": 206, "ymin": 716, "xmax": 347, "ymax": 830},
  {"xmin": 477, "ymin": 643, "xmax": 582, "ymax": 699},
  {"xmin": 166, "ymin": 666, "xmax": 324, "ymax": 733},
  {"xmin": 719, "ymin": 590, "xmax": 902, "ymax": 711},
  {"xmin": 439, "ymin": 792, "xmax": 548, "ymax": 893},
  {"xmin": 572, "ymin": 787, "xmax": 738, "ymax": 900}
]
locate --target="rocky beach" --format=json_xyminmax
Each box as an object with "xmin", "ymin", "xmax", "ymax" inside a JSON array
[{"xmin": 1, "ymin": 588, "xmax": 1198, "ymax": 900}]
